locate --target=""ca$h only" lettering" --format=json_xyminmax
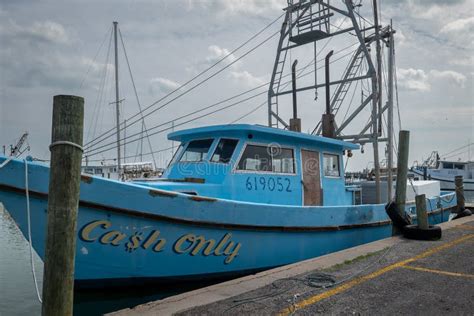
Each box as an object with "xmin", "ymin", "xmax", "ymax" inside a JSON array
[{"xmin": 79, "ymin": 220, "xmax": 241, "ymax": 264}]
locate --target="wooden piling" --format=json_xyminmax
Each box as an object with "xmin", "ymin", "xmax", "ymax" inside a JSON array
[
  {"xmin": 42, "ymin": 95, "xmax": 84, "ymax": 316},
  {"xmin": 455, "ymin": 176, "xmax": 465, "ymax": 213},
  {"xmin": 415, "ymin": 194, "xmax": 428, "ymax": 230},
  {"xmin": 394, "ymin": 130, "xmax": 410, "ymax": 234}
]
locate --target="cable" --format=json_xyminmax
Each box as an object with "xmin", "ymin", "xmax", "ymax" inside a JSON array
[
  {"xmin": 87, "ymin": 34, "xmax": 359, "ymax": 154},
  {"xmin": 84, "ymin": 29, "xmax": 279, "ymax": 151},
  {"xmin": 85, "ymin": 29, "xmax": 113, "ymax": 144},
  {"xmin": 440, "ymin": 143, "xmax": 474, "ymax": 159},
  {"xmin": 87, "ymin": 43, "xmax": 358, "ymax": 156},
  {"xmin": 85, "ymin": 44, "xmax": 358, "ymax": 157},
  {"xmin": 230, "ymin": 101, "xmax": 267, "ymax": 124},
  {"xmin": 393, "ymin": 48, "xmax": 402, "ymax": 130},
  {"xmin": 119, "ymin": 28, "xmax": 157, "ymax": 168},
  {"xmin": 84, "ymin": 13, "xmax": 284, "ymax": 149},
  {"xmin": 85, "ymin": 145, "xmax": 175, "ymax": 163},
  {"xmin": 78, "ymin": 25, "xmax": 113, "ymax": 91},
  {"xmin": 86, "ymin": 14, "xmax": 355, "ymax": 151},
  {"xmin": 84, "ymin": 86, "xmax": 268, "ymax": 155},
  {"xmin": 84, "ymin": 91, "xmax": 267, "ymax": 157},
  {"xmin": 442, "ymin": 148, "xmax": 472, "ymax": 160}
]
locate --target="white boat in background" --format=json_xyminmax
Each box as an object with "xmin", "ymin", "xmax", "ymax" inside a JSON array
[
  {"xmin": 82, "ymin": 162, "xmax": 163, "ymax": 180},
  {"xmin": 411, "ymin": 152, "xmax": 474, "ymax": 192}
]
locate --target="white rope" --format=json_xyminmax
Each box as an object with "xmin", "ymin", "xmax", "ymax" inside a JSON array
[
  {"xmin": 408, "ymin": 177, "xmax": 417, "ymax": 195},
  {"xmin": 24, "ymin": 159, "xmax": 43, "ymax": 303},
  {"xmin": 49, "ymin": 140, "xmax": 83, "ymax": 152},
  {"xmin": 0, "ymin": 156, "xmax": 14, "ymax": 169}
]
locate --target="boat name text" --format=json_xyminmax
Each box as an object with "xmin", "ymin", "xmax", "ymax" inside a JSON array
[{"xmin": 79, "ymin": 220, "xmax": 241, "ymax": 264}]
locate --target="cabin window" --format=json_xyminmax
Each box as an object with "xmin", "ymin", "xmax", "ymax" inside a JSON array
[
  {"xmin": 454, "ymin": 164, "xmax": 464, "ymax": 170},
  {"xmin": 237, "ymin": 144, "xmax": 295, "ymax": 173},
  {"xmin": 179, "ymin": 139, "xmax": 214, "ymax": 162},
  {"xmin": 323, "ymin": 153, "xmax": 340, "ymax": 177},
  {"xmin": 271, "ymin": 147, "xmax": 295, "ymax": 173},
  {"xmin": 169, "ymin": 144, "xmax": 184, "ymax": 165},
  {"xmin": 211, "ymin": 139, "xmax": 239, "ymax": 163},
  {"xmin": 443, "ymin": 163, "xmax": 453, "ymax": 169}
]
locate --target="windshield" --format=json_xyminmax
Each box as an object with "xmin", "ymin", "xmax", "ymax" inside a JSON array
[{"xmin": 179, "ymin": 139, "xmax": 214, "ymax": 162}]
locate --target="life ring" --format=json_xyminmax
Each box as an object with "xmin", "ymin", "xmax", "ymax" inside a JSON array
[
  {"xmin": 402, "ymin": 224, "xmax": 442, "ymax": 241},
  {"xmin": 385, "ymin": 202, "xmax": 412, "ymax": 228}
]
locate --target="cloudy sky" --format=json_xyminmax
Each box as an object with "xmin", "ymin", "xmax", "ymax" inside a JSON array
[{"xmin": 0, "ymin": 0, "xmax": 473, "ymax": 171}]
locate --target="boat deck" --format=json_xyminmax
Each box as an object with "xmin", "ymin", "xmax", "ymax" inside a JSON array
[{"xmin": 108, "ymin": 216, "xmax": 474, "ymax": 315}]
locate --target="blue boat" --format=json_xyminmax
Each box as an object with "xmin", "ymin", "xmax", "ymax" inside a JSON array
[{"xmin": 0, "ymin": 124, "xmax": 457, "ymax": 288}]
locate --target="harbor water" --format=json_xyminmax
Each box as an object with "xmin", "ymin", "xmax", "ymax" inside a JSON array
[{"xmin": 0, "ymin": 205, "xmax": 222, "ymax": 316}]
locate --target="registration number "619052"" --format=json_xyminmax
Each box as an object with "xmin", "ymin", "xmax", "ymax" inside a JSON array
[{"xmin": 245, "ymin": 176, "xmax": 292, "ymax": 192}]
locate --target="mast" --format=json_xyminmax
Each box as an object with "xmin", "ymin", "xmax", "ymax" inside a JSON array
[
  {"xmin": 373, "ymin": 0, "xmax": 383, "ymax": 134},
  {"xmin": 372, "ymin": 0, "xmax": 382, "ymax": 203},
  {"xmin": 113, "ymin": 21, "xmax": 122, "ymax": 178},
  {"xmin": 387, "ymin": 21, "xmax": 395, "ymax": 201}
]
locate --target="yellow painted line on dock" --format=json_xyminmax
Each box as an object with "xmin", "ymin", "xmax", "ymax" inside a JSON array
[
  {"xmin": 401, "ymin": 265, "xmax": 474, "ymax": 278},
  {"xmin": 279, "ymin": 234, "xmax": 474, "ymax": 316}
]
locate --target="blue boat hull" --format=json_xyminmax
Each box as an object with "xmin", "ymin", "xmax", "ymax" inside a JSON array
[{"xmin": 0, "ymin": 157, "xmax": 456, "ymax": 288}]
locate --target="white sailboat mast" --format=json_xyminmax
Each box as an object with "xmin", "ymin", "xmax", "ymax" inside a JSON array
[{"xmin": 113, "ymin": 21, "xmax": 122, "ymax": 177}]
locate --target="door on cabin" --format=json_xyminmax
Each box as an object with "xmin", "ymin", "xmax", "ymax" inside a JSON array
[{"xmin": 301, "ymin": 149, "xmax": 322, "ymax": 206}]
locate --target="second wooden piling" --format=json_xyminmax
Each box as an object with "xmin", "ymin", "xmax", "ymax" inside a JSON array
[
  {"xmin": 455, "ymin": 175, "xmax": 465, "ymax": 213},
  {"xmin": 415, "ymin": 194, "xmax": 428, "ymax": 230}
]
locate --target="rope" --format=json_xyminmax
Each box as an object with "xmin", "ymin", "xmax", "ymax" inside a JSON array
[
  {"xmin": 49, "ymin": 141, "xmax": 84, "ymax": 152},
  {"xmin": 24, "ymin": 159, "xmax": 43, "ymax": 303},
  {"xmin": 0, "ymin": 156, "xmax": 14, "ymax": 169},
  {"xmin": 408, "ymin": 177, "xmax": 417, "ymax": 195}
]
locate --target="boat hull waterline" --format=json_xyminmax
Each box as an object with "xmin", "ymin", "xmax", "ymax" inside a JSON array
[{"xmin": 0, "ymin": 157, "xmax": 456, "ymax": 287}]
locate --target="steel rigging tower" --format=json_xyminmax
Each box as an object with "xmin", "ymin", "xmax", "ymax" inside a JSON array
[{"xmin": 267, "ymin": 0, "xmax": 396, "ymax": 203}]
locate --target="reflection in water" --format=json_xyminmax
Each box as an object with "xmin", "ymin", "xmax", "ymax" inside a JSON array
[{"xmin": 0, "ymin": 205, "xmax": 43, "ymax": 316}]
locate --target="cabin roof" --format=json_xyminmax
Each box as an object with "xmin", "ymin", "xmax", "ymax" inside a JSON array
[
  {"xmin": 441, "ymin": 161, "xmax": 469, "ymax": 165},
  {"xmin": 168, "ymin": 124, "xmax": 359, "ymax": 150}
]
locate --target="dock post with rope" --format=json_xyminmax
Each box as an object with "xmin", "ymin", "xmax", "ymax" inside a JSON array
[{"xmin": 42, "ymin": 95, "xmax": 84, "ymax": 316}]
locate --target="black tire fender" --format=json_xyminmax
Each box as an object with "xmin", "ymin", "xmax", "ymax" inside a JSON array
[
  {"xmin": 385, "ymin": 202, "xmax": 412, "ymax": 228},
  {"xmin": 402, "ymin": 224, "xmax": 442, "ymax": 241},
  {"xmin": 453, "ymin": 209, "xmax": 472, "ymax": 220}
]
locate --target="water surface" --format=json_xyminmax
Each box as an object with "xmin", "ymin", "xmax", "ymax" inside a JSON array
[{"xmin": 0, "ymin": 206, "xmax": 219, "ymax": 315}]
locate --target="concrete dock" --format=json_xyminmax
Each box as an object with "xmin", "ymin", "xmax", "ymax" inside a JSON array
[{"xmin": 109, "ymin": 216, "xmax": 474, "ymax": 316}]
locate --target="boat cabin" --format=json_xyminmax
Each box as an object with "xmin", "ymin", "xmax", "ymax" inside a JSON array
[
  {"xmin": 140, "ymin": 124, "xmax": 359, "ymax": 206},
  {"xmin": 439, "ymin": 161, "xmax": 466, "ymax": 171}
]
